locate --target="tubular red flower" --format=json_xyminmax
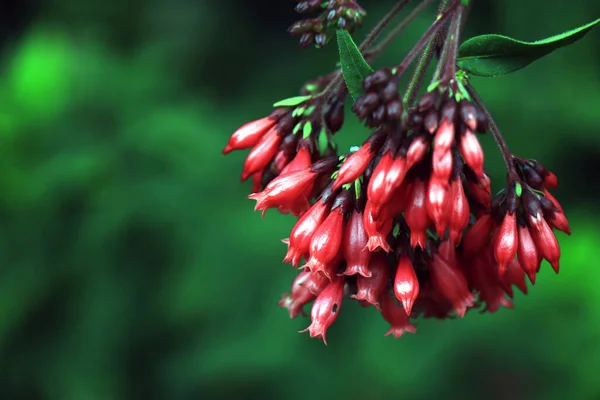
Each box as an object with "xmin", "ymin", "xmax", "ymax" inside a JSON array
[
  {"xmin": 281, "ymin": 146, "xmax": 313, "ymax": 175},
  {"xmin": 363, "ymin": 202, "xmax": 392, "ymax": 252},
  {"xmin": 446, "ymin": 178, "xmax": 470, "ymax": 244},
  {"xmin": 300, "ymin": 278, "xmax": 345, "ymax": 345},
  {"xmin": 380, "ymin": 293, "xmax": 417, "ymax": 338},
  {"xmin": 284, "ymin": 201, "xmax": 329, "ymax": 266},
  {"xmin": 517, "ymin": 224, "xmax": 540, "ymax": 284},
  {"xmin": 223, "ymin": 116, "xmax": 277, "ymax": 154},
  {"xmin": 462, "ymin": 214, "xmax": 494, "ymax": 256},
  {"xmin": 494, "ymin": 212, "xmax": 518, "ymax": 276},
  {"xmin": 393, "ymin": 257, "xmax": 419, "ymax": 315},
  {"xmin": 279, "ymin": 270, "xmax": 317, "ymax": 318},
  {"xmin": 342, "ymin": 209, "xmax": 373, "ymax": 278},
  {"xmin": 529, "ymin": 216, "xmax": 561, "ymax": 273},
  {"xmin": 304, "ymin": 207, "xmax": 346, "ymax": 278},
  {"xmin": 248, "ymin": 168, "xmax": 315, "ymax": 216},
  {"xmin": 367, "ymin": 152, "xmax": 394, "ymax": 209},
  {"xmin": 405, "ymin": 179, "xmax": 431, "ymax": 249},
  {"xmin": 429, "ymin": 253, "xmax": 475, "ymax": 318},
  {"xmin": 352, "ymin": 253, "xmax": 389, "ymax": 309},
  {"xmin": 241, "ymin": 127, "xmax": 282, "ymax": 181},
  {"xmin": 332, "ymin": 143, "xmax": 373, "ymax": 190},
  {"xmin": 426, "ymin": 178, "xmax": 449, "ymax": 236},
  {"xmin": 459, "ymin": 129, "xmax": 485, "ymax": 179}
]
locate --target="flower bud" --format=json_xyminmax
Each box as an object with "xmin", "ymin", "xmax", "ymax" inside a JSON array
[
  {"xmin": 494, "ymin": 212, "xmax": 518, "ymax": 276},
  {"xmin": 429, "ymin": 253, "xmax": 475, "ymax": 317},
  {"xmin": 304, "ymin": 207, "xmax": 346, "ymax": 278},
  {"xmin": 517, "ymin": 224, "xmax": 541, "ymax": 284},
  {"xmin": 342, "ymin": 209, "xmax": 373, "ymax": 277},
  {"xmin": 405, "ymin": 179, "xmax": 431, "ymax": 249},
  {"xmin": 380, "ymin": 293, "xmax": 417, "ymax": 338},
  {"xmin": 352, "ymin": 253, "xmax": 389, "ymax": 309},
  {"xmin": 284, "ymin": 202, "xmax": 329, "ymax": 266},
  {"xmin": 241, "ymin": 128, "xmax": 282, "ymax": 181},
  {"xmin": 459, "ymin": 129, "xmax": 485, "ymax": 179},
  {"xmin": 332, "ymin": 143, "xmax": 373, "ymax": 190},
  {"xmin": 529, "ymin": 217, "xmax": 560, "ymax": 273},
  {"xmin": 462, "ymin": 214, "xmax": 494, "ymax": 256},
  {"xmin": 300, "ymin": 279, "xmax": 345, "ymax": 345},
  {"xmin": 223, "ymin": 117, "xmax": 277, "ymax": 154},
  {"xmin": 393, "ymin": 257, "xmax": 419, "ymax": 315}
]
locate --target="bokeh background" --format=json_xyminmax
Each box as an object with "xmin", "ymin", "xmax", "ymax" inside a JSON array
[{"xmin": 0, "ymin": 0, "xmax": 599, "ymax": 399}]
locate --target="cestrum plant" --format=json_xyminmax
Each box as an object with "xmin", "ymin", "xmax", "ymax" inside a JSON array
[{"xmin": 223, "ymin": 0, "xmax": 599, "ymax": 344}]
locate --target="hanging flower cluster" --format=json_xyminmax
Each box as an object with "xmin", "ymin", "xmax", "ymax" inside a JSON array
[{"xmin": 222, "ymin": 0, "xmax": 584, "ymax": 344}]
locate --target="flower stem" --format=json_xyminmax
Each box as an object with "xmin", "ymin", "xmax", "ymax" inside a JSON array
[
  {"xmin": 368, "ymin": 0, "xmax": 436, "ymax": 60},
  {"xmin": 402, "ymin": 0, "xmax": 455, "ymax": 106},
  {"xmin": 442, "ymin": 2, "xmax": 464, "ymax": 79},
  {"xmin": 466, "ymin": 84, "xmax": 520, "ymax": 182},
  {"xmin": 394, "ymin": 0, "xmax": 459, "ymax": 77}
]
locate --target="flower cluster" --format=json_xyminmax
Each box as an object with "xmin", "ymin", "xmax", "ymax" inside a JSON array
[
  {"xmin": 289, "ymin": 0, "xmax": 366, "ymax": 48},
  {"xmin": 223, "ymin": 1, "xmax": 570, "ymax": 344}
]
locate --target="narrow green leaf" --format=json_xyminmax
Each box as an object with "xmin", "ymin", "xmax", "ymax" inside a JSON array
[
  {"xmin": 457, "ymin": 18, "xmax": 600, "ymax": 77},
  {"xmin": 336, "ymin": 30, "xmax": 373, "ymax": 100},
  {"xmin": 273, "ymin": 95, "xmax": 312, "ymax": 108}
]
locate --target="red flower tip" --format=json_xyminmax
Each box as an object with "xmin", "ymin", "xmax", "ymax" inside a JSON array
[
  {"xmin": 394, "ymin": 257, "xmax": 420, "ymax": 315},
  {"xmin": 284, "ymin": 201, "xmax": 329, "ymax": 266},
  {"xmin": 494, "ymin": 212, "xmax": 518, "ymax": 276},
  {"xmin": 459, "ymin": 129, "xmax": 485, "ymax": 179},
  {"xmin": 342, "ymin": 210, "xmax": 373, "ymax": 278},
  {"xmin": 502, "ymin": 258, "xmax": 528, "ymax": 296},
  {"xmin": 363, "ymin": 203, "xmax": 392, "ymax": 252},
  {"xmin": 300, "ymin": 278, "xmax": 345, "ymax": 345},
  {"xmin": 223, "ymin": 116, "xmax": 276, "ymax": 154},
  {"xmin": 352, "ymin": 253, "xmax": 389, "ymax": 310},
  {"xmin": 332, "ymin": 143, "xmax": 373, "ymax": 190},
  {"xmin": 380, "ymin": 293, "xmax": 417, "ymax": 338},
  {"xmin": 429, "ymin": 253, "xmax": 475, "ymax": 318},
  {"xmin": 548, "ymin": 212, "xmax": 571, "ymax": 235},
  {"xmin": 241, "ymin": 127, "xmax": 282, "ymax": 181},
  {"xmin": 544, "ymin": 171, "xmax": 558, "ymax": 189}
]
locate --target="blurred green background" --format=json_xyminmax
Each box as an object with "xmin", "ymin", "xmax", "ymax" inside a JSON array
[{"xmin": 0, "ymin": 0, "xmax": 599, "ymax": 399}]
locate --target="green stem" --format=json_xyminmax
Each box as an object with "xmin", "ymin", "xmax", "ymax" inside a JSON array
[{"xmin": 402, "ymin": 0, "xmax": 455, "ymax": 106}]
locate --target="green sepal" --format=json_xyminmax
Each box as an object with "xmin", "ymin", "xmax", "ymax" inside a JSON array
[
  {"xmin": 273, "ymin": 95, "xmax": 312, "ymax": 108},
  {"xmin": 302, "ymin": 121, "xmax": 313, "ymax": 139},
  {"xmin": 317, "ymin": 129, "xmax": 329, "ymax": 156},
  {"xmin": 515, "ymin": 182, "xmax": 523, "ymax": 197}
]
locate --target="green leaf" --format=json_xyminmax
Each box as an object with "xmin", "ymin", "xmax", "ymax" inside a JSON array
[
  {"xmin": 336, "ymin": 30, "xmax": 373, "ymax": 100},
  {"xmin": 273, "ymin": 95, "xmax": 312, "ymax": 108},
  {"xmin": 457, "ymin": 18, "xmax": 600, "ymax": 77},
  {"xmin": 302, "ymin": 121, "xmax": 313, "ymax": 139}
]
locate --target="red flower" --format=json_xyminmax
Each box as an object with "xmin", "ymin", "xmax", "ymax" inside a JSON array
[
  {"xmin": 352, "ymin": 253, "xmax": 389, "ymax": 309},
  {"xmin": 332, "ymin": 143, "xmax": 373, "ymax": 190},
  {"xmin": 494, "ymin": 212, "xmax": 518, "ymax": 276},
  {"xmin": 304, "ymin": 206, "xmax": 346, "ymax": 279},
  {"xmin": 300, "ymin": 278, "xmax": 345, "ymax": 345},
  {"xmin": 248, "ymin": 168, "xmax": 316, "ymax": 217},
  {"xmin": 429, "ymin": 250, "xmax": 475, "ymax": 318},
  {"xmin": 284, "ymin": 201, "xmax": 329, "ymax": 266},
  {"xmin": 380, "ymin": 292, "xmax": 417, "ymax": 338},
  {"xmin": 223, "ymin": 116, "xmax": 277, "ymax": 154},
  {"xmin": 241, "ymin": 128, "xmax": 282, "ymax": 181},
  {"xmin": 342, "ymin": 209, "xmax": 373, "ymax": 278},
  {"xmin": 393, "ymin": 257, "xmax": 419, "ymax": 315}
]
